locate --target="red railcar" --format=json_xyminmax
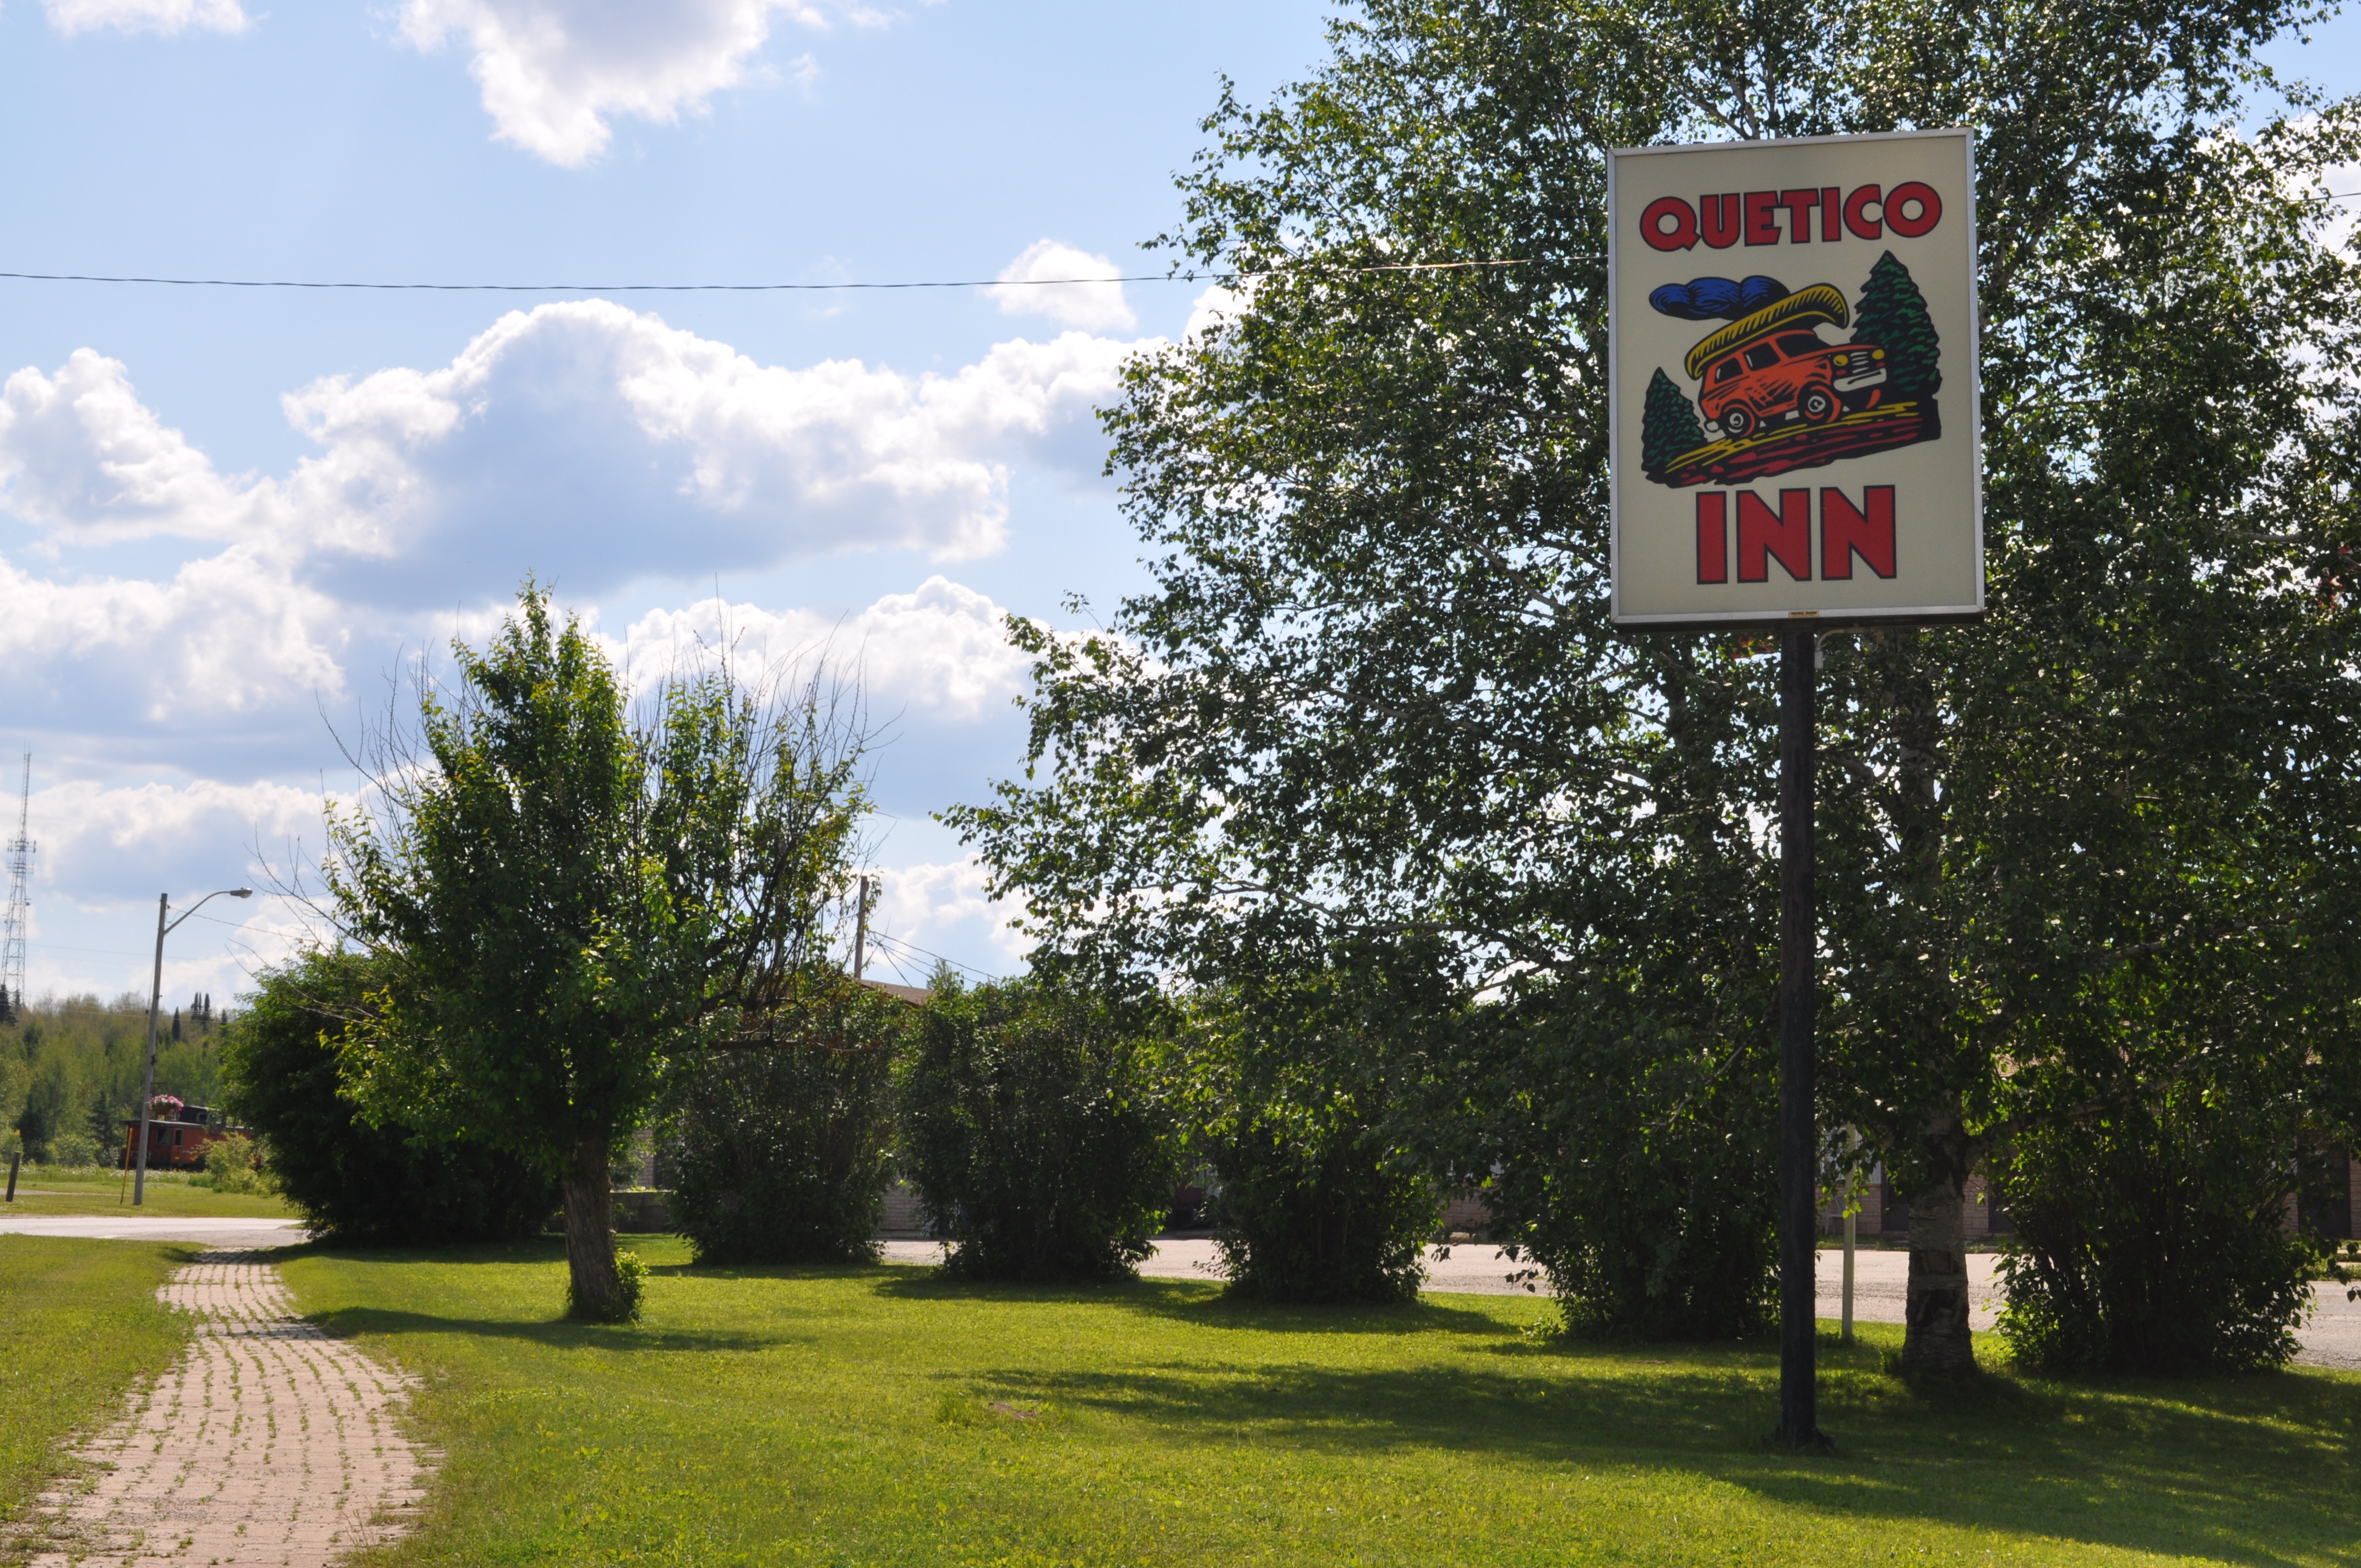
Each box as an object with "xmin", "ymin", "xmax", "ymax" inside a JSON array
[{"xmin": 119, "ymin": 1102, "xmax": 238, "ymax": 1171}]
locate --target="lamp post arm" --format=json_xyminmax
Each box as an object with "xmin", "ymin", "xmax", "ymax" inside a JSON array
[{"xmin": 162, "ymin": 887, "xmax": 243, "ymax": 938}]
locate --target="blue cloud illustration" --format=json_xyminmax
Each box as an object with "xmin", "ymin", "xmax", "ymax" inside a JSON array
[{"xmin": 1649, "ymin": 276, "xmax": 1791, "ymax": 321}]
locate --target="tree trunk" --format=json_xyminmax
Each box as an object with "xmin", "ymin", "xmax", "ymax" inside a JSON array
[
  {"xmin": 1903, "ymin": 1163, "xmax": 1976, "ymax": 1374},
  {"xmin": 1879, "ymin": 637, "xmax": 1979, "ymax": 1377},
  {"xmin": 562, "ymin": 1135, "xmax": 618, "ymax": 1318}
]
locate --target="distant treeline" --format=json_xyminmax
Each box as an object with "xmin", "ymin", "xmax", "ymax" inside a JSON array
[{"xmin": 1, "ymin": 990, "xmax": 230, "ymax": 1165}]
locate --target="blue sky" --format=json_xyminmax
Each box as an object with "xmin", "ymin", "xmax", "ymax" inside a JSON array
[
  {"xmin": 0, "ymin": 0, "xmax": 1331, "ymax": 1002},
  {"xmin": 0, "ymin": 0, "xmax": 2352, "ymax": 1008}
]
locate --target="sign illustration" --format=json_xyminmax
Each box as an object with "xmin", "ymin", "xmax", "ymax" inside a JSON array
[{"xmin": 1608, "ymin": 130, "xmax": 1982, "ymax": 625}]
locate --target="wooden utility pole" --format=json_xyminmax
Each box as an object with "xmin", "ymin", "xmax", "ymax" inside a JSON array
[{"xmin": 853, "ymin": 875, "xmax": 870, "ymax": 981}]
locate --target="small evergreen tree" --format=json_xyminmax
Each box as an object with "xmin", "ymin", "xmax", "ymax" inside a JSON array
[
  {"xmin": 1641, "ymin": 367, "xmax": 1706, "ymax": 470},
  {"xmin": 1851, "ymin": 250, "xmax": 1940, "ymax": 400}
]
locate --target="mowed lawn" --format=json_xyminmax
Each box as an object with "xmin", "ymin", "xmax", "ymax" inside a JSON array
[
  {"xmin": 1, "ymin": 1167, "xmax": 296, "ymax": 1218},
  {"xmin": 282, "ymin": 1238, "xmax": 2360, "ymax": 1568},
  {"xmin": 0, "ymin": 1237, "xmax": 192, "ymax": 1531}
]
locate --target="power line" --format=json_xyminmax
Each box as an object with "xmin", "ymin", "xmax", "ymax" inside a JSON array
[
  {"xmin": 0, "ymin": 259, "xmax": 1528, "ymax": 295},
  {"xmin": 5, "ymin": 190, "xmax": 2354, "ymax": 298},
  {"xmin": 864, "ymin": 928, "xmax": 1000, "ymax": 983}
]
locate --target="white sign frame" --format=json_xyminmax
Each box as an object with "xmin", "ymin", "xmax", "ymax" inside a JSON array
[{"xmin": 1607, "ymin": 127, "xmax": 1984, "ymax": 628}]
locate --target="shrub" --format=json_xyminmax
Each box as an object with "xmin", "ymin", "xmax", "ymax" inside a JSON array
[
  {"xmin": 46, "ymin": 1130, "xmax": 101, "ymax": 1169},
  {"xmin": 572, "ymin": 1247, "xmax": 648, "ymax": 1324},
  {"xmin": 899, "ymin": 978, "xmax": 1174, "ymax": 1282},
  {"xmin": 220, "ymin": 951, "xmax": 557, "ymax": 1246},
  {"xmin": 665, "ymin": 978, "xmax": 905, "ymax": 1265},
  {"xmin": 1176, "ymin": 984, "xmax": 1438, "ymax": 1304},
  {"xmin": 1465, "ymin": 1003, "xmax": 1779, "ymax": 1340},
  {"xmin": 200, "ymin": 1131, "xmax": 270, "ymax": 1194},
  {"xmin": 1209, "ymin": 1125, "xmax": 1436, "ymax": 1303},
  {"xmin": 1993, "ymin": 1084, "xmax": 2318, "ymax": 1374}
]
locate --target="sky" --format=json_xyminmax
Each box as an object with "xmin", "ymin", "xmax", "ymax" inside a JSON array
[{"xmin": 0, "ymin": 0, "xmax": 2353, "ymax": 1013}]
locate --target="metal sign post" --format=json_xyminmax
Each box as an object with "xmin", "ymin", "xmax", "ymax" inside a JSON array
[
  {"xmin": 1606, "ymin": 128, "xmax": 1982, "ymax": 1450},
  {"xmin": 1777, "ymin": 628, "xmax": 1820, "ymax": 1447}
]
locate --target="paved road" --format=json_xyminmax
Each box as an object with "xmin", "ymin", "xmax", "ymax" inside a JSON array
[
  {"xmin": 880, "ymin": 1237, "xmax": 1554, "ymax": 1294},
  {"xmin": 1818, "ymin": 1248, "xmax": 2003, "ymax": 1330},
  {"xmin": 14, "ymin": 1217, "xmax": 2350, "ymax": 1370},
  {"xmin": 14, "ymin": 1251, "xmax": 427, "ymax": 1567},
  {"xmin": 0, "ymin": 1215, "xmax": 312, "ymax": 1250}
]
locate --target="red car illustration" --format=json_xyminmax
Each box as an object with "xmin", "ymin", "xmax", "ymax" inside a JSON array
[{"xmin": 1687, "ymin": 284, "xmax": 1887, "ymax": 441}]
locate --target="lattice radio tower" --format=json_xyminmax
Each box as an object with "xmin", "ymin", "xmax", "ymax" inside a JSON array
[{"xmin": 2, "ymin": 752, "xmax": 31, "ymax": 1010}]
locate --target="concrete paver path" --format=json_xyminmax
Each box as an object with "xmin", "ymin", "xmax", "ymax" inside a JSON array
[{"xmin": 18, "ymin": 1251, "xmax": 427, "ymax": 1568}]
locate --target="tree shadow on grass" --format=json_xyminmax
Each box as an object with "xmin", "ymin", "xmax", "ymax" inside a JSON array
[
  {"xmin": 962, "ymin": 1342, "xmax": 2359, "ymax": 1568},
  {"xmin": 306, "ymin": 1303, "xmax": 797, "ymax": 1355},
  {"xmin": 868, "ymin": 1270, "xmax": 1510, "ymax": 1338}
]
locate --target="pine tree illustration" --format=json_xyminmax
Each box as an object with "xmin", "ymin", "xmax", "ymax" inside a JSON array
[
  {"xmin": 1641, "ymin": 367, "xmax": 1707, "ymax": 475},
  {"xmin": 1852, "ymin": 250, "xmax": 1940, "ymax": 401}
]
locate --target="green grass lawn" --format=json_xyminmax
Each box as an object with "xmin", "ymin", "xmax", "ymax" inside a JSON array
[
  {"xmin": 1, "ymin": 1166, "xmax": 296, "ymax": 1218},
  {"xmin": 280, "ymin": 1238, "xmax": 2360, "ymax": 1567},
  {"xmin": 0, "ymin": 1237, "xmax": 193, "ymax": 1534}
]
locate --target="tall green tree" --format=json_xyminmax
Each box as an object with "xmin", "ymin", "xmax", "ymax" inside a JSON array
[
  {"xmin": 954, "ymin": 0, "xmax": 2361, "ymax": 1370},
  {"xmin": 331, "ymin": 586, "xmax": 870, "ymax": 1316}
]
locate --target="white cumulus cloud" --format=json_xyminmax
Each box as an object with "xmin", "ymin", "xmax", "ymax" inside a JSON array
[
  {"xmin": 984, "ymin": 240, "xmax": 1138, "ymax": 333},
  {"xmin": 41, "ymin": 0, "xmax": 247, "ymax": 35},
  {"xmin": 3, "ymin": 304, "xmax": 1140, "ymax": 613},
  {"xmin": 0, "ymin": 351, "xmax": 270, "ymax": 546},
  {"xmin": 1184, "ymin": 279, "xmax": 1255, "ymax": 341},
  {"xmin": 274, "ymin": 302, "xmax": 1134, "ymax": 598},
  {"xmin": 616, "ymin": 576, "xmax": 1030, "ymax": 723},
  {"xmin": 0, "ymin": 548, "xmax": 347, "ymax": 725},
  {"xmin": 28, "ymin": 778, "xmax": 326, "ymax": 909},
  {"xmin": 399, "ymin": 0, "xmax": 885, "ymax": 167}
]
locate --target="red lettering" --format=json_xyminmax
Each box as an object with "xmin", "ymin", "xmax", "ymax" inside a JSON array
[
  {"xmin": 1778, "ymin": 188, "xmax": 1820, "ymax": 244},
  {"xmin": 1821, "ymin": 486, "xmax": 1897, "ymax": 579},
  {"xmin": 1700, "ymin": 193, "xmax": 1740, "ymax": 249},
  {"xmin": 1696, "ymin": 493, "xmax": 1728, "ymax": 583},
  {"xmin": 1885, "ymin": 181, "xmax": 1941, "ymax": 237},
  {"xmin": 1843, "ymin": 184, "xmax": 1883, "ymax": 240},
  {"xmin": 1737, "ymin": 489, "xmax": 1812, "ymax": 582},
  {"xmin": 1822, "ymin": 186, "xmax": 1842, "ymax": 242},
  {"xmin": 1641, "ymin": 196, "xmax": 1698, "ymax": 251},
  {"xmin": 1743, "ymin": 190, "xmax": 1781, "ymax": 246}
]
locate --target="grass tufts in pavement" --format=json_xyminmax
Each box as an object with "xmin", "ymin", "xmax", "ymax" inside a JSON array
[
  {"xmin": 282, "ymin": 1236, "xmax": 2359, "ymax": 1566},
  {"xmin": 0, "ymin": 1237, "xmax": 194, "ymax": 1538}
]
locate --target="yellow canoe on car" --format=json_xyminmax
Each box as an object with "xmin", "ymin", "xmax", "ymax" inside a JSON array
[{"xmin": 1683, "ymin": 284, "xmax": 1851, "ymax": 380}]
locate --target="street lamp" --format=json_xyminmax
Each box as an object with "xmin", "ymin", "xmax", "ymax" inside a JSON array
[{"xmin": 132, "ymin": 887, "xmax": 253, "ymax": 1206}]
